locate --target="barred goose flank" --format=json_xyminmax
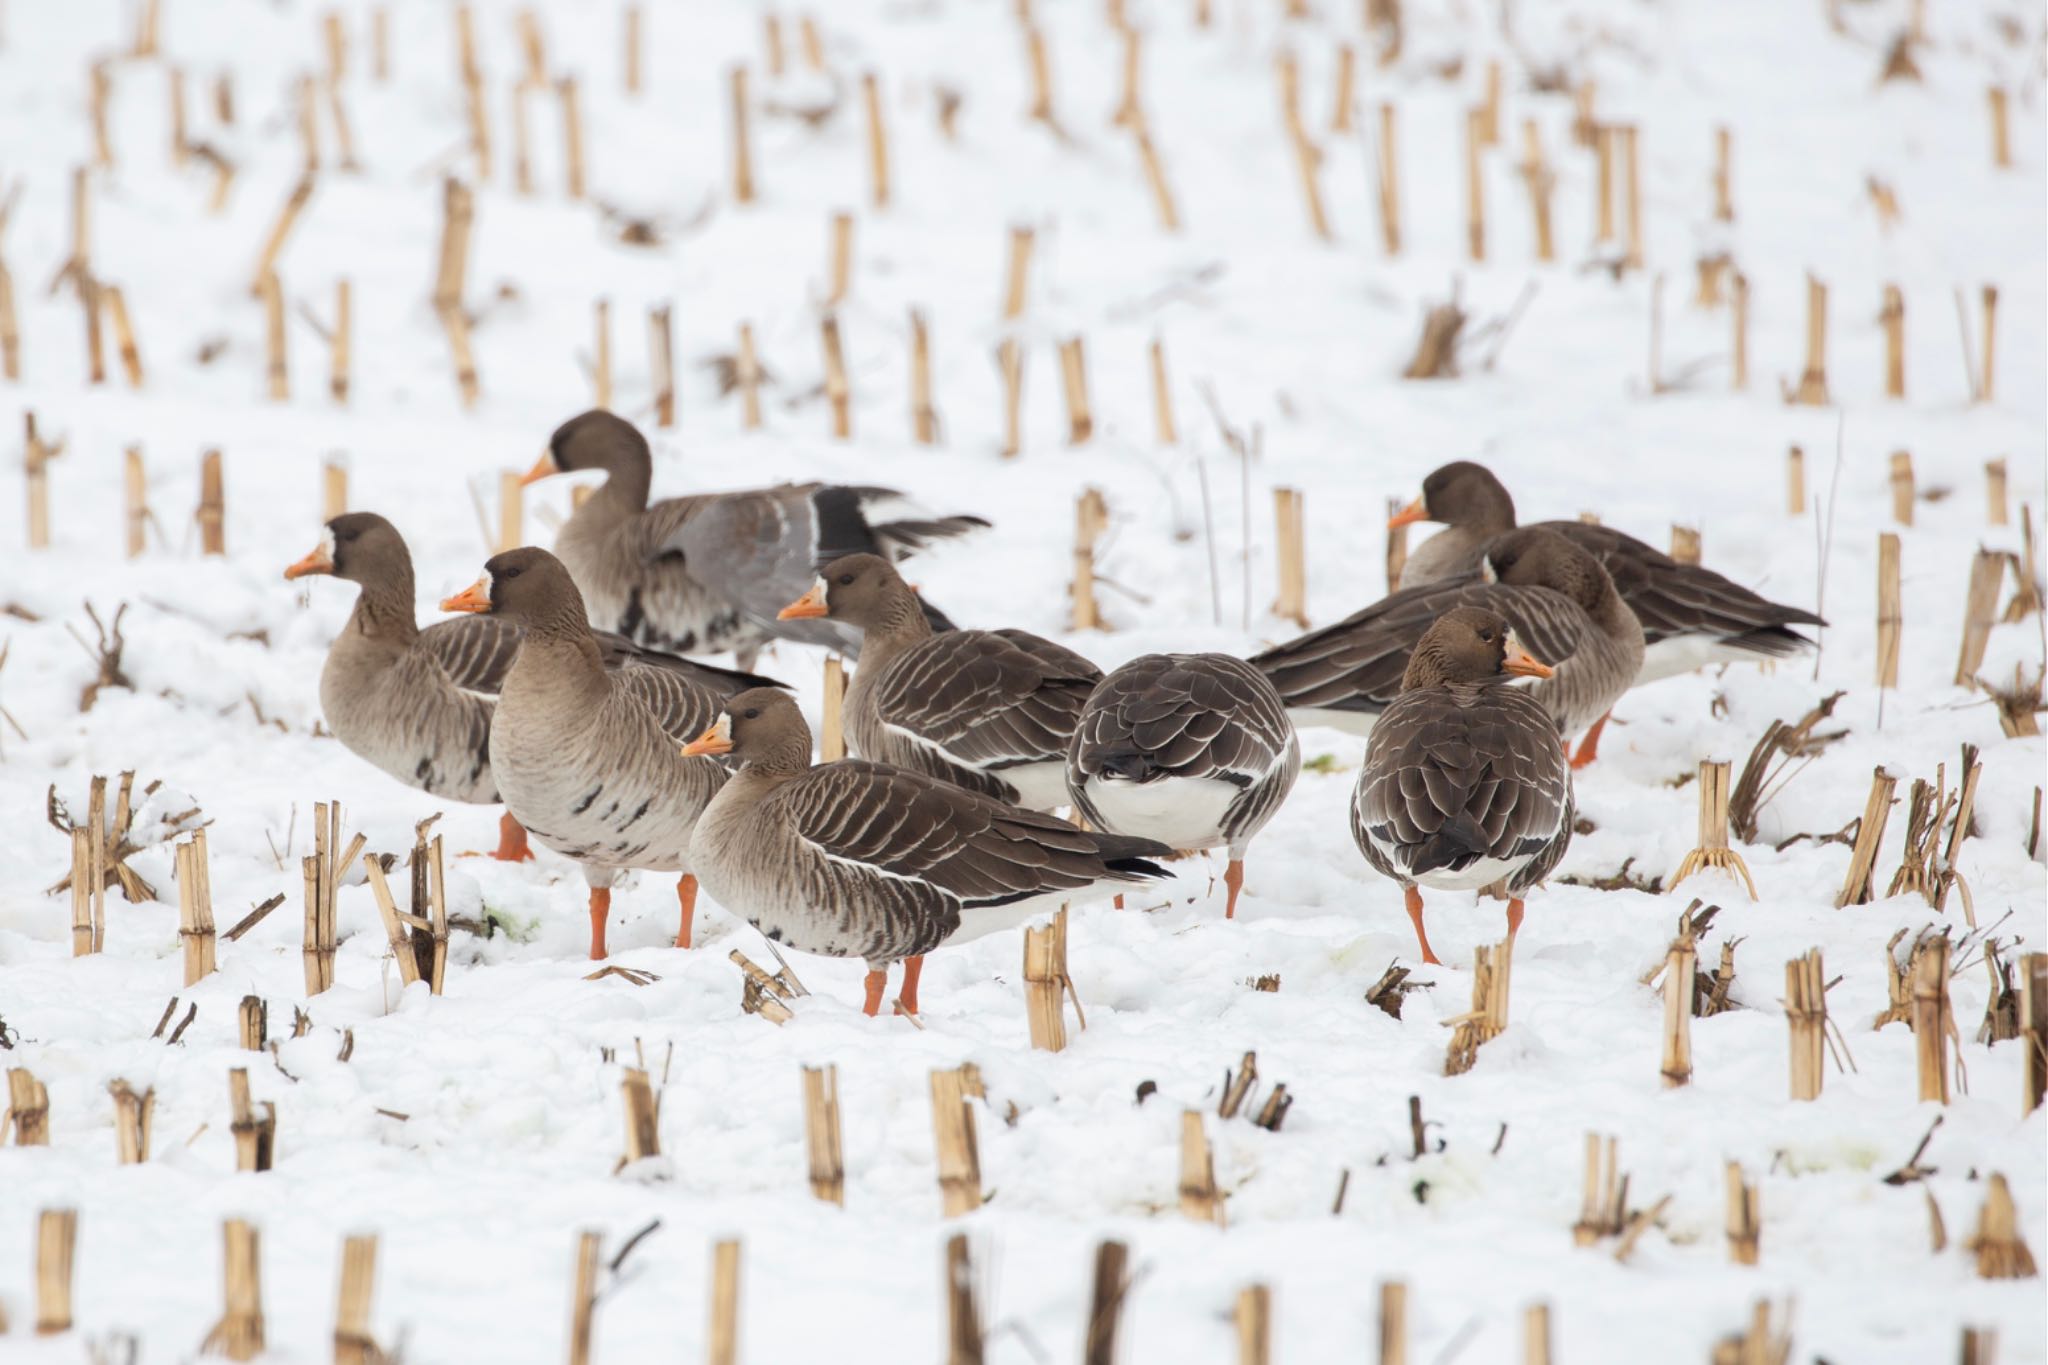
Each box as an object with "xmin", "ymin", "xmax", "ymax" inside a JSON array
[
  {"xmin": 1350, "ymin": 608, "xmax": 1575, "ymax": 965},
  {"xmin": 1391, "ymin": 460, "xmax": 1826, "ymax": 687},
  {"xmin": 525, "ymin": 410, "xmax": 988, "ymax": 664},
  {"xmin": 780, "ymin": 553, "xmax": 1101, "ymax": 810},
  {"xmin": 440, "ymin": 547, "xmax": 736, "ymax": 959},
  {"xmin": 285, "ymin": 513, "xmax": 780, "ymax": 863},
  {"xmin": 684, "ymin": 688, "xmax": 1171, "ymax": 1016},
  {"xmin": 1067, "ymin": 653, "xmax": 1299, "ymax": 919},
  {"xmin": 1249, "ymin": 528, "xmax": 1644, "ymax": 768}
]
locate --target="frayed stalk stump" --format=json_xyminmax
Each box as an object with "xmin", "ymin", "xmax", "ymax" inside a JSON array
[
  {"xmin": 496, "ymin": 470, "xmax": 522, "ymax": 553},
  {"xmin": 202, "ymin": 1220, "xmax": 266, "ymax": 1360},
  {"xmin": 735, "ymin": 321, "xmax": 761, "ymax": 429},
  {"xmin": 821, "ymin": 311, "xmax": 850, "ymax": 439},
  {"xmin": 1732, "ymin": 272, "xmax": 1750, "ymax": 389},
  {"xmin": 801, "ymin": 1064, "xmax": 844, "ymax": 1205},
  {"xmin": 567, "ymin": 1230, "xmax": 600, "ymax": 1365},
  {"xmin": 1179, "ymin": 1109, "xmax": 1222, "ymax": 1225},
  {"xmin": 1023, "ymin": 905, "xmax": 1081, "ymax": 1049},
  {"xmin": 1787, "ymin": 274, "xmax": 1829, "ymax": 405},
  {"xmin": 1374, "ymin": 103, "xmax": 1400, "ymax": 255},
  {"xmin": 1377, "ymin": 1281, "xmax": 1406, "ymax": 1364},
  {"xmin": 1083, "ymin": 1241, "xmax": 1131, "ymax": 1365},
  {"xmin": 1836, "ymin": 768, "xmax": 1898, "ymax": 907},
  {"xmin": 997, "ymin": 338, "xmax": 1023, "ymax": 457},
  {"xmin": 1671, "ymin": 759, "xmax": 1756, "ymax": 898},
  {"xmin": 707, "ymin": 1239, "xmax": 740, "ymax": 1365},
  {"xmin": 323, "ymin": 456, "xmax": 348, "ymax": 520},
  {"xmin": 1966, "ymin": 1174, "xmax": 2037, "ymax": 1279},
  {"xmin": 861, "ymin": 73, "xmax": 889, "ymax": 209},
  {"xmin": 1218, "ymin": 1051, "xmax": 1258, "ymax": 1120},
  {"xmin": 333, "ymin": 1234, "xmax": 387, "ymax": 1365},
  {"xmin": 650, "ymin": 304, "xmax": 676, "ymax": 427},
  {"xmin": 1002, "ymin": 225, "xmax": 1034, "ymax": 319},
  {"xmin": 929, "ymin": 1066, "xmax": 983, "ymax": 1216},
  {"xmin": 1660, "ymin": 916, "xmax": 1697, "ymax": 1088},
  {"xmin": 1711, "ymin": 1300, "xmax": 1793, "ymax": 1365},
  {"xmin": 1150, "ymin": 338, "xmax": 1176, "ymax": 445},
  {"xmin": 1785, "ymin": 948, "xmax": 1849, "ymax": 1101},
  {"xmin": 1725, "ymin": 1162, "xmax": 1760, "ymax": 1265},
  {"xmin": 7, "ymin": 1068, "xmax": 51, "ymax": 1144},
  {"xmin": 228, "ymin": 1068, "xmax": 276, "ymax": 1172},
  {"xmin": 909, "ymin": 309, "xmax": 937, "ymax": 443},
  {"xmin": 1386, "ymin": 496, "xmax": 1410, "ymax": 591},
  {"xmin": 1911, "ymin": 936, "xmax": 1954, "ymax": 1103},
  {"xmin": 731, "ymin": 949, "xmax": 801, "ymax": 1023},
  {"xmin": 249, "ymin": 175, "xmax": 314, "ymax": 297},
  {"xmin": 1572, "ymin": 1133, "xmax": 1627, "ymax": 1245},
  {"xmin": 363, "ymin": 824, "xmax": 451, "ymax": 992},
  {"xmin": 1958, "ymin": 552, "xmax": 2007, "ymax": 684},
  {"xmin": 1889, "ymin": 450, "xmax": 1915, "ymax": 525},
  {"xmin": 943, "ymin": 1234, "xmax": 983, "ymax": 1364},
  {"xmin": 109, "ymin": 1079, "xmax": 154, "ymax": 1162},
  {"xmin": 237, "ymin": 996, "xmax": 265, "ymax": 1051},
  {"xmin": 1272, "ymin": 489, "xmax": 1308, "ymax": 628},
  {"xmin": 729, "ymin": 67, "xmax": 755, "ymax": 203},
  {"xmin": 1526, "ymin": 1304, "xmax": 1553, "ymax": 1365},
  {"xmin": 1235, "ymin": 1285, "xmax": 1271, "ymax": 1364},
  {"xmin": 1443, "ymin": 938, "xmax": 1512, "ymax": 1076},
  {"xmin": 36, "ymin": 1209, "xmax": 76, "ymax": 1335},
  {"xmin": 1986, "ymin": 458, "xmax": 2008, "ymax": 525},
  {"xmin": 1070, "ymin": 491, "xmax": 1108, "ymax": 633},
  {"xmin": 1882, "ymin": 284, "xmax": 1905, "ymax": 398},
  {"xmin": 819, "ymin": 657, "xmax": 847, "ymax": 762},
  {"xmin": 25, "ymin": 414, "xmax": 57, "ymax": 551},
  {"xmin": 1058, "ymin": 337, "xmax": 1093, "ymax": 444},
  {"xmin": 178, "ymin": 831, "xmax": 218, "ymax": 985},
  {"xmin": 617, "ymin": 1067, "xmax": 660, "ymax": 1171},
  {"xmin": 199, "ymin": 449, "xmax": 226, "ymax": 554},
  {"xmin": 1519, "ymin": 119, "xmax": 1554, "ymax": 262},
  {"xmin": 2022, "ymin": 952, "xmax": 2047, "ymax": 1115},
  {"xmin": 302, "ymin": 800, "xmax": 364, "ymax": 995},
  {"xmin": 1670, "ymin": 525, "xmax": 1701, "ymax": 565}
]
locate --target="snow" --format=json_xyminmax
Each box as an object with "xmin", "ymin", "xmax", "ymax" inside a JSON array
[{"xmin": 2, "ymin": 0, "xmax": 2044, "ymax": 1360}]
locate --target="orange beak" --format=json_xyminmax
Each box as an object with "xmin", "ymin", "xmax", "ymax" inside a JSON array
[
  {"xmin": 1387, "ymin": 497, "xmax": 1429, "ymax": 529},
  {"xmin": 439, "ymin": 576, "xmax": 493, "ymax": 614},
  {"xmin": 681, "ymin": 716, "xmax": 733, "ymax": 757},
  {"xmin": 778, "ymin": 579, "xmax": 830, "ymax": 620},
  {"xmin": 283, "ymin": 545, "xmax": 334, "ymax": 580},
  {"xmin": 1503, "ymin": 639, "xmax": 1554, "ymax": 679},
  {"xmin": 518, "ymin": 450, "xmax": 561, "ymax": 487}
]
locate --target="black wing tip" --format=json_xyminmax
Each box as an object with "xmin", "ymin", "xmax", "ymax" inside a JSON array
[{"xmin": 1106, "ymin": 855, "xmax": 1174, "ymax": 882}]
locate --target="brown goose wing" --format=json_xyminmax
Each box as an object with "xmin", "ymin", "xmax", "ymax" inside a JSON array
[
  {"xmin": 1351, "ymin": 685, "xmax": 1573, "ymax": 890},
  {"xmin": 1538, "ymin": 520, "xmax": 1824, "ymax": 650},
  {"xmin": 778, "ymin": 760, "xmax": 1167, "ymax": 907},
  {"xmin": 874, "ymin": 629, "xmax": 1102, "ymax": 770},
  {"xmin": 1249, "ymin": 583, "xmax": 1590, "ymax": 716},
  {"xmin": 417, "ymin": 614, "xmax": 525, "ymax": 693}
]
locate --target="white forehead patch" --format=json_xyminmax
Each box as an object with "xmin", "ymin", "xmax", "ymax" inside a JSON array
[
  {"xmin": 1479, "ymin": 556, "xmax": 1498, "ymax": 584},
  {"xmin": 320, "ymin": 526, "xmax": 337, "ymax": 560}
]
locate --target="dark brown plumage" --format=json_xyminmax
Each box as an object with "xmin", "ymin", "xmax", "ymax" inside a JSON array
[
  {"xmin": 1350, "ymin": 607, "xmax": 1574, "ymax": 965},
  {"xmin": 1393, "ymin": 460, "xmax": 1825, "ymax": 680},
  {"xmin": 686, "ymin": 688, "xmax": 1170, "ymax": 1015},
  {"xmin": 784, "ymin": 553, "xmax": 1101, "ymax": 809}
]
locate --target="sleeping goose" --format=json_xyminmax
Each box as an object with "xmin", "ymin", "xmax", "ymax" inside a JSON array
[
  {"xmin": 285, "ymin": 513, "xmax": 779, "ymax": 864},
  {"xmin": 779, "ymin": 553, "xmax": 1101, "ymax": 809},
  {"xmin": 1351, "ymin": 607, "xmax": 1573, "ymax": 965},
  {"xmin": 522, "ymin": 409, "xmax": 989, "ymax": 663},
  {"xmin": 1067, "ymin": 654, "xmax": 1299, "ymax": 919},
  {"xmin": 1391, "ymin": 460, "xmax": 1825, "ymax": 683},
  {"xmin": 683, "ymin": 688, "xmax": 1172, "ymax": 1015},
  {"xmin": 439, "ymin": 547, "xmax": 734, "ymax": 959},
  {"xmin": 1250, "ymin": 528, "xmax": 1643, "ymax": 766}
]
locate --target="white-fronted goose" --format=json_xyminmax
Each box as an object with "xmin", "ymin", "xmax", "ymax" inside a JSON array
[
  {"xmin": 1391, "ymin": 460, "xmax": 1826, "ymax": 683},
  {"xmin": 523, "ymin": 410, "xmax": 989, "ymax": 662},
  {"xmin": 779, "ymin": 554, "xmax": 1102, "ymax": 809},
  {"xmin": 285, "ymin": 513, "xmax": 779, "ymax": 864},
  {"xmin": 1067, "ymin": 654, "xmax": 1299, "ymax": 919},
  {"xmin": 1351, "ymin": 607, "xmax": 1574, "ymax": 965},
  {"xmin": 683, "ymin": 688, "xmax": 1171, "ymax": 1015},
  {"xmin": 1250, "ymin": 529, "xmax": 1644, "ymax": 766},
  {"xmin": 440, "ymin": 548, "xmax": 733, "ymax": 959}
]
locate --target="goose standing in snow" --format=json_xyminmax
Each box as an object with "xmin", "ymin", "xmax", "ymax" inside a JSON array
[
  {"xmin": 522, "ymin": 409, "xmax": 988, "ymax": 664},
  {"xmin": 1067, "ymin": 654, "xmax": 1298, "ymax": 919},
  {"xmin": 779, "ymin": 553, "xmax": 1101, "ymax": 809},
  {"xmin": 683, "ymin": 688, "xmax": 1172, "ymax": 1015},
  {"xmin": 285, "ymin": 512, "xmax": 776, "ymax": 862},
  {"xmin": 439, "ymin": 548, "xmax": 737, "ymax": 959},
  {"xmin": 1250, "ymin": 528, "xmax": 1643, "ymax": 766},
  {"xmin": 1390, "ymin": 460, "xmax": 1825, "ymax": 684},
  {"xmin": 1351, "ymin": 608, "xmax": 1574, "ymax": 965}
]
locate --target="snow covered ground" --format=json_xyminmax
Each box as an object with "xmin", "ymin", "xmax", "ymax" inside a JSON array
[{"xmin": 2, "ymin": 0, "xmax": 2044, "ymax": 1360}]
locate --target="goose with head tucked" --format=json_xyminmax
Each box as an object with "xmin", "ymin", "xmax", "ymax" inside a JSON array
[
  {"xmin": 1390, "ymin": 460, "xmax": 1825, "ymax": 687},
  {"xmin": 1067, "ymin": 653, "xmax": 1298, "ymax": 920},
  {"xmin": 1351, "ymin": 607, "xmax": 1574, "ymax": 965},
  {"xmin": 524, "ymin": 409, "xmax": 989, "ymax": 664},
  {"xmin": 440, "ymin": 547, "xmax": 739, "ymax": 959},
  {"xmin": 780, "ymin": 553, "xmax": 1102, "ymax": 810},
  {"xmin": 684, "ymin": 688, "xmax": 1172, "ymax": 1015},
  {"xmin": 285, "ymin": 512, "xmax": 779, "ymax": 864},
  {"xmin": 1250, "ymin": 528, "xmax": 1643, "ymax": 765}
]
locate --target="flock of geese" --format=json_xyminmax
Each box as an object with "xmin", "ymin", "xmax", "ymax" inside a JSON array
[{"xmin": 284, "ymin": 411, "xmax": 1825, "ymax": 1012}]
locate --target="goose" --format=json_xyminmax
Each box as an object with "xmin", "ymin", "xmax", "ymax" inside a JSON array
[
  {"xmin": 1067, "ymin": 654, "xmax": 1299, "ymax": 919},
  {"xmin": 1390, "ymin": 460, "xmax": 1826, "ymax": 686},
  {"xmin": 1351, "ymin": 607, "xmax": 1573, "ymax": 965},
  {"xmin": 439, "ymin": 547, "xmax": 735, "ymax": 959},
  {"xmin": 521, "ymin": 409, "xmax": 989, "ymax": 664},
  {"xmin": 682, "ymin": 688, "xmax": 1172, "ymax": 1015},
  {"xmin": 779, "ymin": 553, "xmax": 1101, "ymax": 809},
  {"xmin": 285, "ymin": 513, "xmax": 779, "ymax": 864},
  {"xmin": 1250, "ymin": 528, "xmax": 1643, "ymax": 766}
]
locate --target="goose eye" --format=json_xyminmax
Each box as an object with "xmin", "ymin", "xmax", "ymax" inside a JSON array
[
  {"xmin": 837, "ymin": 573, "xmax": 854, "ymax": 585},
  {"xmin": 500, "ymin": 567, "xmax": 521, "ymax": 580},
  {"xmin": 1479, "ymin": 630, "xmax": 1494, "ymax": 642},
  {"xmin": 742, "ymin": 707, "xmax": 759, "ymax": 720}
]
